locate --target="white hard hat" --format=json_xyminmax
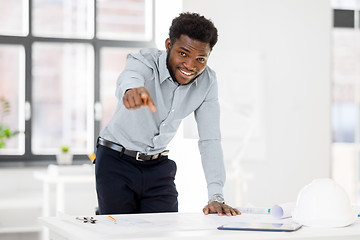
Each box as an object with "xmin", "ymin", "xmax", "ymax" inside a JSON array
[{"xmin": 292, "ymin": 178, "xmax": 357, "ymax": 228}]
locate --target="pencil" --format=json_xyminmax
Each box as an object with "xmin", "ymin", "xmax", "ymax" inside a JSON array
[
  {"xmin": 108, "ymin": 215, "xmax": 117, "ymax": 224},
  {"xmin": 88, "ymin": 153, "xmax": 96, "ymax": 163}
]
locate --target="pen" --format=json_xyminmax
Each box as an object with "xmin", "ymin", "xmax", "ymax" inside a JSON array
[{"xmin": 108, "ymin": 215, "xmax": 117, "ymax": 224}]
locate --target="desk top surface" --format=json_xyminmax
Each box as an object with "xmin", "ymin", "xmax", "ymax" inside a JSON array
[{"xmin": 39, "ymin": 212, "xmax": 360, "ymax": 240}]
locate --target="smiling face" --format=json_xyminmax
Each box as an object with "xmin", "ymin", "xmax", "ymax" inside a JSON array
[{"xmin": 165, "ymin": 34, "xmax": 211, "ymax": 85}]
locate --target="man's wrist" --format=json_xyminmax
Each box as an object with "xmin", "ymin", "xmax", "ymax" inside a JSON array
[{"xmin": 208, "ymin": 194, "xmax": 225, "ymax": 204}]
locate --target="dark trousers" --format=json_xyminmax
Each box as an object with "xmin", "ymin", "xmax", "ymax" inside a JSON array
[{"xmin": 95, "ymin": 145, "xmax": 178, "ymax": 214}]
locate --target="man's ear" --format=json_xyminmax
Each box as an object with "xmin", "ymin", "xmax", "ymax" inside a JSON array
[{"xmin": 165, "ymin": 38, "xmax": 171, "ymax": 53}]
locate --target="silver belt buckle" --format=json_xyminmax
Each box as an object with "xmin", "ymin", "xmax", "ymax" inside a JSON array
[
  {"xmin": 136, "ymin": 151, "xmax": 169, "ymax": 161},
  {"xmin": 135, "ymin": 152, "xmax": 144, "ymax": 161}
]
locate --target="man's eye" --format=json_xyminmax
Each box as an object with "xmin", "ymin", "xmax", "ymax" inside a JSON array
[
  {"xmin": 198, "ymin": 58, "xmax": 205, "ymax": 63},
  {"xmin": 180, "ymin": 52, "xmax": 186, "ymax": 57}
]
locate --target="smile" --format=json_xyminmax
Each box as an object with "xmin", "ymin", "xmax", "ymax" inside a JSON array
[{"xmin": 179, "ymin": 69, "xmax": 194, "ymax": 77}]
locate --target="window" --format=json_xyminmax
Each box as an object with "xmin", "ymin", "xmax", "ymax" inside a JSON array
[
  {"xmin": 97, "ymin": 0, "xmax": 152, "ymax": 40},
  {"xmin": 32, "ymin": 0, "xmax": 93, "ymax": 38},
  {"xmin": 99, "ymin": 47, "xmax": 139, "ymax": 129},
  {"xmin": 32, "ymin": 43, "xmax": 94, "ymax": 154},
  {"xmin": 0, "ymin": 0, "xmax": 154, "ymax": 162},
  {"xmin": 0, "ymin": 45, "xmax": 25, "ymax": 154},
  {"xmin": 0, "ymin": 0, "xmax": 28, "ymax": 36},
  {"xmin": 331, "ymin": 0, "xmax": 360, "ymax": 203}
]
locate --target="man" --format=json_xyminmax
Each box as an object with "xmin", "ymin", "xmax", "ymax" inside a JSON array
[{"xmin": 95, "ymin": 12, "xmax": 240, "ymax": 216}]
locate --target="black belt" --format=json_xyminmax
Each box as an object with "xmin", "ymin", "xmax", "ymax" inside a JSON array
[{"xmin": 97, "ymin": 137, "xmax": 169, "ymax": 161}]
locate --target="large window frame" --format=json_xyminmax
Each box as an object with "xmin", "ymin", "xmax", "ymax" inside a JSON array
[{"xmin": 0, "ymin": 0, "xmax": 155, "ymax": 164}]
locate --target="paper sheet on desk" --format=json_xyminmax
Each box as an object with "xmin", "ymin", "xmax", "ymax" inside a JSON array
[
  {"xmin": 58, "ymin": 212, "xmax": 298, "ymax": 236},
  {"xmin": 60, "ymin": 213, "xmax": 224, "ymax": 234}
]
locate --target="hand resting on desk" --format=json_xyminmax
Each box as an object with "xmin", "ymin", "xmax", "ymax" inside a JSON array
[{"xmin": 203, "ymin": 202, "xmax": 241, "ymax": 216}]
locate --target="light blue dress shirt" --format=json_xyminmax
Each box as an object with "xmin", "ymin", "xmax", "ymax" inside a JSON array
[{"xmin": 100, "ymin": 48, "xmax": 225, "ymax": 199}]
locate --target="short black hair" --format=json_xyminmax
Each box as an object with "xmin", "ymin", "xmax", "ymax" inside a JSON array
[{"xmin": 169, "ymin": 12, "xmax": 218, "ymax": 50}]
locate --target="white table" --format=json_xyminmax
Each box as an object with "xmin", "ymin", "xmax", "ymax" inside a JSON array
[{"xmin": 39, "ymin": 212, "xmax": 360, "ymax": 240}]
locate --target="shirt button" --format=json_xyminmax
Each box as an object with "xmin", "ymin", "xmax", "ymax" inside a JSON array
[
  {"xmin": 171, "ymin": 109, "xmax": 175, "ymax": 112},
  {"xmin": 162, "ymin": 123, "xmax": 166, "ymax": 127}
]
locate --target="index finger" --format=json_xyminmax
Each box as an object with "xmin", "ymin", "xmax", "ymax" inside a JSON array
[
  {"xmin": 147, "ymin": 97, "xmax": 156, "ymax": 112},
  {"xmin": 140, "ymin": 90, "xmax": 156, "ymax": 112}
]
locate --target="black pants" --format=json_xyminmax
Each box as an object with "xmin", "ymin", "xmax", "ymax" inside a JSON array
[{"xmin": 95, "ymin": 145, "xmax": 178, "ymax": 214}]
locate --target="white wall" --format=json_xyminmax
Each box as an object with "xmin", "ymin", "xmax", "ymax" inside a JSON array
[
  {"xmin": 179, "ymin": 0, "xmax": 332, "ymax": 207},
  {"xmin": 154, "ymin": 0, "xmax": 183, "ymax": 50}
]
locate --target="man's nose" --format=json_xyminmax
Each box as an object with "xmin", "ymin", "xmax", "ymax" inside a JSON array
[{"xmin": 184, "ymin": 58, "xmax": 196, "ymax": 70}]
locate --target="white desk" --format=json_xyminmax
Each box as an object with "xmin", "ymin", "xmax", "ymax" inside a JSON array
[{"xmin": 39, "ymin": 212, "xmax": 360, "ymax": 240}]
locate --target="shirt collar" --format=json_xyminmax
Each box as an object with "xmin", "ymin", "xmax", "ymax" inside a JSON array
[
  {"xmin": 158, "ymin": 50, "xmax": 199, "ymax": 87},
  {"xmin": 159, "ymin": 51, "xmax": 170, "ymax": 84}
]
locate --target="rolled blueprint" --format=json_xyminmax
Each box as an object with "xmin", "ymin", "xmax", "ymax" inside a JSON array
[{"xmin": 270, "ymin": 202, "xmax": 296, "ymax": 219}]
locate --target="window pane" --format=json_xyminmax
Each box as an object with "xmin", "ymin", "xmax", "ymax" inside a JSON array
[
  {"xmin": 32, "ymin": 0, "xmax": 93, "ymax": 38},
  {"xmin": 100, "ymin": 47, "xmax": 139, "ymax": 129},
  {"xmin": 97, "ymin": 0, "xmax": 152, "ymax": 41},
  {"xmin": 32, "ymin": 43, "xmax": 94, "ymax": 154},
  {"xmin": 0, "ymin": 0, "xmax": 28, "ymax": 36},
  {"xmin": 0, "ymin": 45, "xmax": 25, "ymax": 154}
]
